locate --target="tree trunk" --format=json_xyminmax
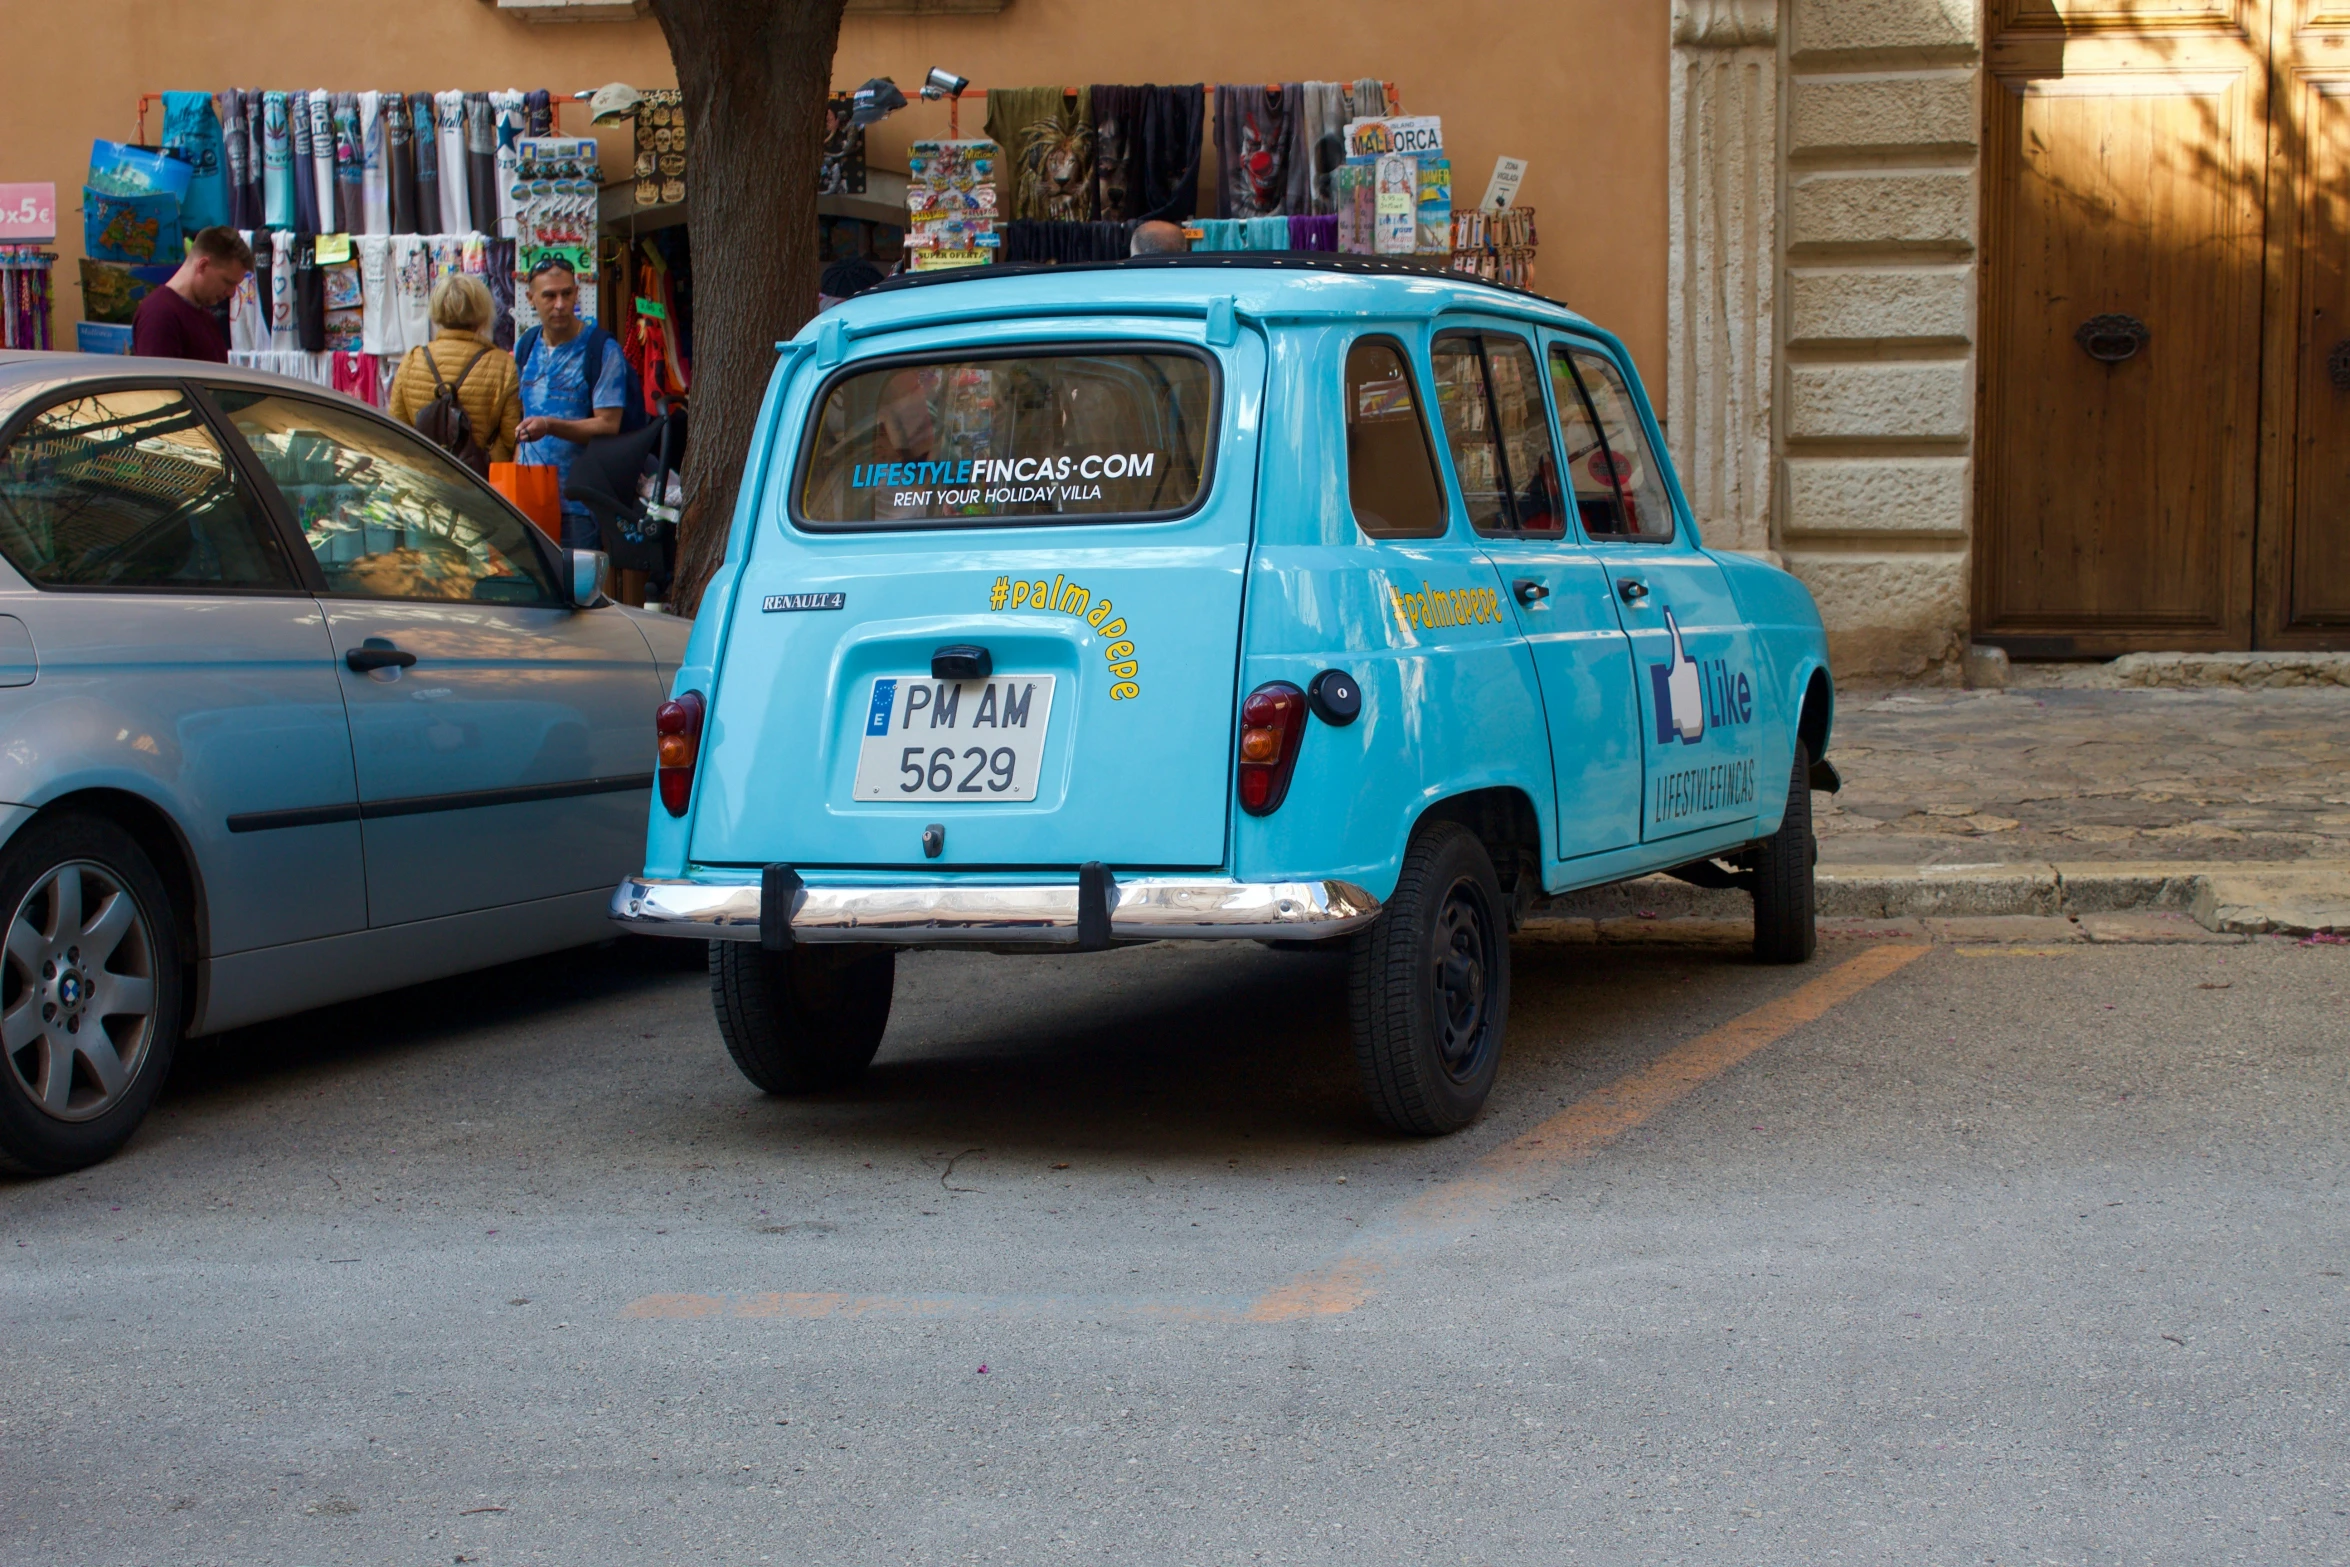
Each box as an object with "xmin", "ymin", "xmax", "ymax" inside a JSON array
[{"xmin": 647, "ymin": 0, "xmax": 848, "ymax": 618}]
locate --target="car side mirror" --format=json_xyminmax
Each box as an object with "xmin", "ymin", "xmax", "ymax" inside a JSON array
[{"xmin": 566, "ymin": 549, "xmax": 608, "ymax": 608}]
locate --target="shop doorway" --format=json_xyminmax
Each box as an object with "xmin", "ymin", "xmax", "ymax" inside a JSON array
[{"xmin": 1976, "ymin": 0, "xmax": 2350, "ymax": 654}]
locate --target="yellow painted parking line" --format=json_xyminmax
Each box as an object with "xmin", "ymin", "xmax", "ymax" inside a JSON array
[
  {"xmin": 620, "ymin": 943, "xmax": 1935, "ymax": 1327},
  {"xmin": 1954, "ymin": 945, "xmax": 2082, "ymax": 957},
  {"xmin": 620, "ymin": 1291, "xmax": 1255, "ymax": 1323}
]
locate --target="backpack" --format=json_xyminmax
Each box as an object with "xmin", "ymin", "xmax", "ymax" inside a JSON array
[
  {"xmin": 517, "ymin": 323, "xmax": 650, "ymax": 433},
  {"xmin": 410, "ymin": 344, "xmax": 493, "ymax": 477}
]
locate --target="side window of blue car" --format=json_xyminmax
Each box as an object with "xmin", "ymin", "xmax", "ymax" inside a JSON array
[
  {"xmin": 0, "ymin": 386, "xmax": 300, "ymax": 592},
  {"xmin": 1550, "ymin": 347, "xmax": 1675, "ymax": 544},
  {"xmin": 1430, "ymin": 330, "xmax": 1564, "ymax": 538},
  {"xmin": 1342, "ymin": 336, "xmax": 1447, "ymax": 539}
]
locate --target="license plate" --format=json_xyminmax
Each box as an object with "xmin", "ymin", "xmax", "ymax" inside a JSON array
[{"xmin": 851, "ymin": 674, "xmax": 1056, "ymax": 802}]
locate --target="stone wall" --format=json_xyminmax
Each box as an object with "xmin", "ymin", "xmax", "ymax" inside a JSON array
[
  {"xmin": 1668, "ymin": 0, "xmax": 1779, "ymax": 560},
  {"xmin": 1670, "ymin": 0, "xmax": 1984, "ymax": 683},
  {"xmin": 1779, "ymin": 0, "xmax": 1980, "ymax": 680}
]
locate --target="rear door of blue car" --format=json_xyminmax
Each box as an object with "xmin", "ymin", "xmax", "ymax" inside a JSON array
[
  {"xmin": 690, "ymin": 316, "xmax": 1262, "ymax": 873},
  {"xmin": 1428, "ymin": 321, "xmax": 1645, "ymax": 864},
  {"xmin": 1544, "ymin": 335, "xmax": 1765, "ymax": 846}
]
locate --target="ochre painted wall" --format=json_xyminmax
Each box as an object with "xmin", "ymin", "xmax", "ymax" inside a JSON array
[{"xmin": 14, "ymin": 0, "xmax": 1667, "ymax": 387}]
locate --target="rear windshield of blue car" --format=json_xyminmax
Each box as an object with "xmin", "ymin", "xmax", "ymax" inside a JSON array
[{"xmin": 795, "ymin": 347, "xmax": 1217, "ymax": 528}]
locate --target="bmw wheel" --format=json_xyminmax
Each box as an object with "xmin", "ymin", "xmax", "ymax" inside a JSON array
[{"xmin": 0, "ymin": 815, "xmax": 183, "ymax": 1176}]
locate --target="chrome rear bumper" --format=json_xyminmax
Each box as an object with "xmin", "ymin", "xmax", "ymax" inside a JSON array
[{"xmin": 609, "ymin": 874, "xmax": 1382, "ymax": 946}]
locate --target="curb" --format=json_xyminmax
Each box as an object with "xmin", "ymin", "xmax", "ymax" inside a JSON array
[{"xmin": 1536, "ymin": 860, "xmax": 2350, "ymax": 936}]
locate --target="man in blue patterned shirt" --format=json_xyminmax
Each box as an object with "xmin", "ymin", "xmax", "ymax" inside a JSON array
[{"xmin": 514, "ymin": 258, "xmax": 631, "ymax": 550}]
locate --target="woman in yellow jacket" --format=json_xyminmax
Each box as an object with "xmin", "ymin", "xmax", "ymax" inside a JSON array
[{"xmin": 386, "ymin": 273, "xmax": 522, "ymax": 466}]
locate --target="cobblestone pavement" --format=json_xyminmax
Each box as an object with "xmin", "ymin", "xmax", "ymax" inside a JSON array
[{"xmin": 1819, "ymin": 687, "xmax": 2350, "ymax": 865}]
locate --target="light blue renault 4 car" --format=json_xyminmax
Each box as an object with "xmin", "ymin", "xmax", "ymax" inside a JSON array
[{"xmin": 613, "ymin": 255, "xmax": 1839, "ymax": 1134}]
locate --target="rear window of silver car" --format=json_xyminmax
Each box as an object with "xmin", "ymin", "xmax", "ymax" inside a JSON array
[{"xmin": 795, "ymin": 347, "xmax": 1217, "ymax": 529}]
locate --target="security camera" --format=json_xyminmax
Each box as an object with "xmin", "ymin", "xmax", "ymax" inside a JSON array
[{"xmin": 920, "ymin": 67, "xmax": 970, "ymax": 101}]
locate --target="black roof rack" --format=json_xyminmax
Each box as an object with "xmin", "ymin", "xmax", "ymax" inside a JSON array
[{"xmin": 861, "ymin": 251, "xmax": 1568, "ymax": 311}]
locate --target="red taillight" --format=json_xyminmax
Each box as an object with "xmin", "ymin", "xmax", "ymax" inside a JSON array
[
  {"xmin": 655, "ymin": 691, "xmax": 704, "ymax": 817},
  {"xmin": 1236, "ymin": 681, "xmax": 1307, "ymax": 815}
]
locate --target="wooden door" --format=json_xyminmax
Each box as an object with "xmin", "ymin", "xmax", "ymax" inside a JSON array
[
  {"xmin": 2259, "ymin": 2, "xmax": 2350, "ymax": 644},
  {"xmin": 1977, "ymin": 1, "xmax": 2271, "ymax": 655}
]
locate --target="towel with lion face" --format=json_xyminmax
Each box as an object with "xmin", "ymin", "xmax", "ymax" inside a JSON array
[{"xmin": 984, "ymin": 87, "xmax": 1096, "ymax": 223}]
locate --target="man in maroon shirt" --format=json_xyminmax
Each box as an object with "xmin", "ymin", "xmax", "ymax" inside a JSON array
[{"xmin": 129, "ymin": 226, "xmax": 253, "ymax": 363}]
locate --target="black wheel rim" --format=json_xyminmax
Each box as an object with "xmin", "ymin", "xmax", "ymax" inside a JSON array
[{"xmin": 1427, "ymin": 876, "xmax": 1497, "ymax": 1083}]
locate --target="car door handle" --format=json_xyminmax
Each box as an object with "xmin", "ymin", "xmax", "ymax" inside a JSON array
[
  {"xmin": 1512, "ymin": 578, "xmax": 1550, "ymax": 605},
  {"xmin": 1616, "ymin": 577, "xmax": 1650, "ymax": 605},
  {"xmin": 344, "ymin": 639, "xmax": 418, "ymax": 673}
]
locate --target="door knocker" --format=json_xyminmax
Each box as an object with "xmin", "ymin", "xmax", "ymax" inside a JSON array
[{"xmin": 2075, "ymin": 314, "xmax": 2150, "ymax": 364}]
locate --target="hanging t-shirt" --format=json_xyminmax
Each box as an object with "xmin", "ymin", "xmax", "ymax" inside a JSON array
[
  {"xmin": 464, "ymin": 94, "xmax": 498, "ymax": 236},
  {"xmin": 289, "ymin": 91, "xmax": 319, "ymax": 235},
  {"xmin": 161, "ymin": 92, "xmax": 230, "ymax": 232},
  {"xmin": 242, "ymin": 89, "xmax": 269, "ymax": 231},
  {"xmin": 331, "ymin": 351, "xmax": 382, "ymax": 409},
  {"xmin": 491, "ymin": 91, "xmax": 526, "ymax": 239},
  {"xmin": 359, "ymin": 92, "xmax": 390, "ymax": 235},
  {"xmin": 269, "ymin": 229, "xmax": 298, "ymax": 348},
  {"xmin": 386, "ymin": 92, "xmax": 418, "ymax": 236},
  {"xmin": 389, "ymin": 233, "xmax": 433, "ymax": 355},
  {"xmin": 1213, "ymin": 85, "xmax": 1299, "ymax": 220},
  {"xmin": 428, "ymin": 234, "xmax": 466, "ymax": 290},
  {"xmin": 486, "ymin": 236, "xmax": 517, "ymax": 348},
  {"xmin": 309, "ymin": 91, "xmax": 340, "ymax": 233},
  {"xmin": 248, "ymin": 225, "xmax": 273, "ymax": 341},
  {"xmin": 293, "ymin": 237, "xmax": 327, "ymax": 353},
  {"xmin": 333, "ymin": 94, "xmax": 364, "ymax": 236},
  {"xmin": 229, "ymin": 233, "xmax": 267, "ymax": 351},
  {"xmin": 435, "ymin": 90, "xmax": 471, "ymax": 234},
  {"xmin": 517, "ymin": 327, "xmax": 633, "ymax": 544},
  {"xmin": 410, "ymin": 93, "xmax": 441, "ymax": 233},
  {"xmin": 220, "ymin": 90, "xmax": 254, "ymax": 230},
  {"xmin": 263, "ymin": 91, "xmax": 294, "ymax": 231},
  {"xmin": 356, "ymin": 234, "xmax": 393, "ymax": 356}
]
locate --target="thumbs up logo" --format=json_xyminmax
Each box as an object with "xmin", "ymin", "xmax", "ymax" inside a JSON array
[{"xmin": 1649, "ymin": 607, "xmax": 1707, "ymax": 746}]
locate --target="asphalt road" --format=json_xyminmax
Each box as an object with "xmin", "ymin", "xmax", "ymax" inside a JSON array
[{"xmin": 2, "ymin": 928, "xmax": 2345, "ymax": 1566}]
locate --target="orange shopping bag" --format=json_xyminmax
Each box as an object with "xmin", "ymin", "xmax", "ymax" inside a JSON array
[{"xmin": 490, "ymin": 462, "xmax": 564, "ymax": 540}]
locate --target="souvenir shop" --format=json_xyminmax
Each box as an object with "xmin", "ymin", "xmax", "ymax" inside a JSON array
[
  {"xmin": 586, "ymin": 86, "xmax": 694, "ymax": 421},
  {"xmin": 74, "ymin": 87, "xmax": 692, "ymax": 422},
  {"xmin": 884, "ymin": 78, "xmax": 1537, "ymax": 286}
]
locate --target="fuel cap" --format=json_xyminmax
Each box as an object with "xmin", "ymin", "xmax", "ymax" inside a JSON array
[{"xmin": 1307, "ymin": 669, "xmax": 1361, "ymax": 726}]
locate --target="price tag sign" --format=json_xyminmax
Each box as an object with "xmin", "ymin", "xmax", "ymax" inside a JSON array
[
  {"xmin": 0, "ymin": 182, "xmax": 58, "ymax": 242},
  {"xmin": 1480, "ymin": 156, "xmax": 1528, "ymax": 212},
  {"xmin": 314, "ymin": 232, "xmax": 352, "ymax": 264},
  {"xmin": 635, "ymin": 296, "xmax": 668, "ymax": 321},
  {"xmin": 911, "ymin": 249, "xmax": 994, "ymax": 271}
]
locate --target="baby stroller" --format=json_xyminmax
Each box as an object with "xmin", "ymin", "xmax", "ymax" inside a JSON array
[{"xmin": 562, "ymin": 410, "xmax": 687, "ymax": 602}]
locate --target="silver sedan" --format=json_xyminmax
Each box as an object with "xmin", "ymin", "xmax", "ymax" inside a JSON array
[{"xmin": 0, "ymin": 354, "xmax": 688, "ymax": 1174}]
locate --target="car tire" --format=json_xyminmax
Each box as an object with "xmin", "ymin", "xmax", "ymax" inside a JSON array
[
  {"xmin": 0, "ymin": 814, "xmax": 184, "ymax": 1177},
  {"xmin": 1348, "ymin": 820, "xmax": 1510, "ymax": 1136},
  {"xmin": 1751, "ymin": 741, "xmax": 1819, "ymax": 965},
  {"xmin": 709, "ymin": 942, "xmax": 895, "ymax": 1094}
]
